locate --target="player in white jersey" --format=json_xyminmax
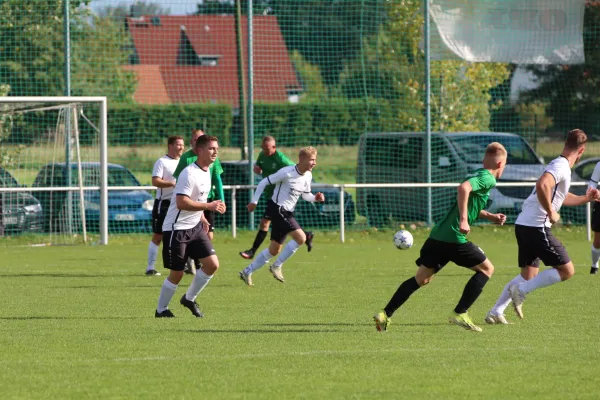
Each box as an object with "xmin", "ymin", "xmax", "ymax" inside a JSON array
[
  {"xmin": 239, "ymin": 146, "xmax": 325, "ymax": 286},
  {"xmin": 486, "ymin": 129, "xmax": 599, "ymax": 323},
  {"xmin": 145, "ymin": 135, "xmax": 184, "ymax": 276},
  {"xmin": 587, "ymin": 161, "xmax": 600, "ymax": 274},
  {"xmin": 155, "ymin": 135, "xmax": 226, "ymax": 318}
]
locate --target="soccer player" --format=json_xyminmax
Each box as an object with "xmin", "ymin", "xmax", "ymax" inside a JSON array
[
  {"xmin": 173, "ymin": 129, "xmax": 224, "ymax": 241},
  {"xmin": 587, "ymin": 160, "xmax": 600, "ymax": 275},
  {"xmin": 145, "ymin": 135, "xmax": 184, "ymax": 276},
  {"xmin": 239, "ymin": 135, "xmax": 314, "ymax": 259},
  {"xmin": 374, "ymin": 142, "xmax": 508, "ymax": 332},
  {"xmin": 155, "ymin": 135, "xmax": 226, "ymax": 318},
  {"xmin": 238, "ymin": 146, "xmax": 324, "ymax": 286},
  {"xmin": 486, "ymin": 129, "xmax": 599, "ymax": 323}
]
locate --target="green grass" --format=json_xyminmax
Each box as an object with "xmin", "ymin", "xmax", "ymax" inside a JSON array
[{"xmin": 0, "ymin": 227, "xmax": 598, "ymax": 399}]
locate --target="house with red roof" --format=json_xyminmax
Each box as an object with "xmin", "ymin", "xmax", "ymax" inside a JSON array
[{"xmin": 124, "ymin": 15, "xmax": 302, "ymax": 107}]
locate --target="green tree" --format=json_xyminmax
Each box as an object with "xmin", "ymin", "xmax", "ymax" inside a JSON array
[
  {"xmin": 339, "ymin": 0, "xmax": 510, "ymax": 132},
  {"xmin": 97, "ymin": 1, "xmax": 171, "ymax": 20}
]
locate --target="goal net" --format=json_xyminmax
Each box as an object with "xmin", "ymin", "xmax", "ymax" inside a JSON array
[{"xmin": 0, "ymin": 97, "xmax": 108, "ymax": 246}]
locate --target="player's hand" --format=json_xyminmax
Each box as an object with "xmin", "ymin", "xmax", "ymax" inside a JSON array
[
  {"xmin": 549, "ymin": 210, "xmax": 560, "ymax": 224},
  {"xmin": 315, "ymin": 192, "xmax": 325, "ymax": 202},
  {"xmin": 208, "ymin": 200, "xmax": 226, "ymax": 214},
  {"xmin": 201, "ymin": 217, "xmax": 210, "ymax": 233},
  {"xmin": 459, "ymin": 218, "xmax": 470, "ymax": 234},
  {"xmin": 247, "ymin": 203, "xmax": 257, "ymax": 212},
  {"xmin": 586, "ymin": 187, "xmax": 600, "ymax": 201},
  {"xmin": 253, "ymin": 165, "xmax": 262, "ymax": 174},
  {"xmin": 491, "ymin": 213, "xmax": 507, "ymax": 225}
]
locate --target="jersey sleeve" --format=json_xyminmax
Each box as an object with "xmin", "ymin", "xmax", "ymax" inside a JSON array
[
  {"xmin": 265, "ymin": 167, "xmax": 290, "ymax": 185},
  {"xmin": 544, "ymin": 160, "xmax": 568, "ymax": 185},
  {"xmin": 152, "ymin": 159, "xmax": 163, "ymax": 178},
  {"xmin": 467, "ymin": 172, "xmax": 495, "ymax": 193},
  {"xmin": 173, "ymin": 158, "xmax": 187, "ymax": 179},
  {"xmin": 212, "ymin": 158, "xmax": 224, "ymax": 175},
  {"xmin": 174, "ymin": 168, "xmax": 195, "ymax": 198},
  {"xmin": 589, "ymin": 162, "xmax": 600, "ymax": 188}
]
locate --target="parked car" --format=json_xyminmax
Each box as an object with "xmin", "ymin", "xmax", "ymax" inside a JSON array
[
  {"xmin": 0, "ymin": 166, "xmax": 44, "ymax": 235},
  {"xmin": 356, "ymin": 132, "xmax": 546, "ymax": 226},
  {"xmin": 218, "ymin": 160, "xmax": 356, "ymax": 229},
  {"xmin": 560, "ymin": 157, "xmax": 600, "ymax": 224},
  {"xmin": 32, "ymin": 162, "xmax": 154, "ymax": 233}
]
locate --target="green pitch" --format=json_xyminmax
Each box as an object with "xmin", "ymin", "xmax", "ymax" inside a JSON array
[{"xmin": 1, "ymin": 228, "xmax": 598, "ymax": 399}]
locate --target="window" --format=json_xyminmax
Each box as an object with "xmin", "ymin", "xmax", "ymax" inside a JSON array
[
  {"xmin": 448, "ymin": 135, "xmax": 541, "ymax": 165},
  {"xmin": 366, "ymin": 137, "xmax": 423, "ymax": 169},
  {"xmin": 0, "ymin": 168, "xmax": 19, "ymax": 188},
  {"xmin": 576, "ymin": 161, "xmax": 598, "ymax": 181}
]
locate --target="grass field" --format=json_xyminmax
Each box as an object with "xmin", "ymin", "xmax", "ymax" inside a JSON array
[{"xmin": 1, "ymin": 227, "xmax": 598, "ymax": 399}]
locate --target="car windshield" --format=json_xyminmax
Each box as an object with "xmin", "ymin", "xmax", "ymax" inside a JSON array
[
  {"xmin": 447, "ymin": 135, "xmax": 542, "ymax": 165},
  {"xmin": 70, "ymin": 166, "xmax": 140, "ymax": 187},
  {"xmin": 0, "ymin": 168, "xmax": 19, "ymax": 188}
]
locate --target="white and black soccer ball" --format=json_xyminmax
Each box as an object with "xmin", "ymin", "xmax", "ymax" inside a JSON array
[{"xmin": 393, "ymin": 230, "xmax": 414, "ymax": 250}]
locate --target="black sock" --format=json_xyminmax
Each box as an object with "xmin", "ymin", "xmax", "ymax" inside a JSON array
[
  {"xmin": 251, "ymin": 230, "xmax": 268, "ymax": 251},
  {"xmin": 383, "ymin": 277, "xmax": 421, "ymax": 318},
  {"xmin": 454, "ymin": 272, "xmax": 490, "ymax": 314}
]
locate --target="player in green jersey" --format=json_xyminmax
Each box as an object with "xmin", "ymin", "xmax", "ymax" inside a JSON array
[
  {"xmin": 374, "ymin": 142, "xmax": 508, "ymax": 332},
  {"xmin": 239, "ymin": 136, "xmax": 314, "ymax": 259}
]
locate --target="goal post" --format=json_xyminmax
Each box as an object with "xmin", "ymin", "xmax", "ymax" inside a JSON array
[{"xmin": 0, "ymin": 96, "xmax": 108, "ymax": 245}]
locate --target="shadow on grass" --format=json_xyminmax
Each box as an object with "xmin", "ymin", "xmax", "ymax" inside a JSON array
[
  {"xmin": 0, "ymin": 316, "xmax": 146, "ymax": 320},
  {"xmin": 183, "ymin": 329, "xmax": 348, "ymax": 334},
  {"xmin": 0, "ymin": 273, "xmax": 139, "ymax": 278}
]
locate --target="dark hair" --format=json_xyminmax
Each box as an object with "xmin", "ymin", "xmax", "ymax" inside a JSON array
[
  {"xmin": 167, "ymin": 135, "xmax": 183, "ymax": 146},
  {"xmin": 195, "ymin": 135, "xmax": 218, "ymax": 149},
  {"xmin": 565, "ymin": 129, "xmax": 587, "ymax": 150}
]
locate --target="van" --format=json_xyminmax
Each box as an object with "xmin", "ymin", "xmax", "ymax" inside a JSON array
[{"xmin": 356, "ymin": 132, "xmax": 546, "ymax": 226}]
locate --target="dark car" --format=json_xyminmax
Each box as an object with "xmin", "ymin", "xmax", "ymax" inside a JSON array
[
  {"xmin": 217, "ymin": 160, "xmax": 356, "ymax": 229},
  {"xmin": 32, "ymin": 163, "xmax": 154, "ymax": 233},
  {"xmin": 0, "ymin": 166, "xmax": 44, "ymax": 235}
]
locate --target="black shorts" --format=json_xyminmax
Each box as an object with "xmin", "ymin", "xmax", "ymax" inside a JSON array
[
  {"xmin": 592, "ymin": 202, "xmax": 600, "ymax": 232},
  {"xmin": 515, "ymin": 224, "xmax": 570, "ymax": 268},
  {"xmin": 162, "ymin": 222, "xmax": 216, "ymax": 271},
  {"xmin": 416, "ymin": 238, "xmax": 487, "ymax": 272},
  {"xmin": 268, "ymin": 200, "xmax": 301, "ymax": 244},
  {"xmin": 204, "ymin": 209, "xmax": 215, "ymax": 233},
  {"xmin": 262, "ymin": 202, "xmax": 274, "ymax": 221},
  {"xmin": 151, "ymin": 199, "xmax": 170, "ymax": 234}
]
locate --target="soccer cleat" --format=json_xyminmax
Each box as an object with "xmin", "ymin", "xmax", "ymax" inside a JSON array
[
  {"xmin": 155, "ymin": 309, "xmax": 175, "ymax": 318},
  {"xmin": 508, "ymin": 284, "xmax": 526, "ymax": 319},
  {"xmin": 184, "ymin": 258, "xmax": 195, "ymax": 275},
  {"xmin": 449, "ymin": 312, "xmax": 482, "ymax": 332},
  {"xmin": 179, "ymin": 295, "xmax": 204, "ymax": 318},
  {"xmin": 305, "ymin": 231, "xmax": 314, "ymax": 252},
  {"xmin": 373, "ymin": 311, "xmax": 391, "ymax": 332},
  {"xmin": 269, "ymin": 265, "xmax": 285, "ymax": 283},
  {"xmin": 240, "ymin": 249, "xmax": 256, "ymax": 260},
  {"xmin": 485, "ymin": 311, "xmax": 510, "ymax": 325},
  {"xmin": 145, "ymin": 269, "xmax": 161, "ymax": 276},
  {"xmin": 591, "ymin": 267, "xmax": 598, "ymax": 275},
  {"xmin": 239, "ymin": 270, "xmax": 254, "ymax": 287}
]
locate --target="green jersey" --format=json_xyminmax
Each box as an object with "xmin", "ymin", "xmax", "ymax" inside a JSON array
[
  {"xmin": 256, "ymin": 150, "xmax": 295, "ymax": 197},
  {"xmin": 429, "ymin": 169, "xmax": 496, "ymax": 244},
  {"xmin": 173, "ymin": 149, "xmax": 224, "ymax": 200}
]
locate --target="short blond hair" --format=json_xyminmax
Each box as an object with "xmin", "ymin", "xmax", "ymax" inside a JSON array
[
  {"xmin": 262, "ymin": 135, "xmax": 275, "ymax": 144},
  {"xmin": 485, "ymin": 142, "xmax": 507, "ymax": 158},
  {"xmin": 299, "ymin": 146, "xmax": 317, "ymax": 158}
]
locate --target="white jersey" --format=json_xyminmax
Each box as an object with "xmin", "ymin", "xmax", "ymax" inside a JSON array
[
  {"xmin": 588, "ymin": 161, "xmax": 600, "ymax": 190},
  {"xmin": 162, "ymin": 163, "xmax": 211, "ymax": 231},
  {"xmin": 516, "ymin": 156, "xmax": 572, "ymax": 228},
  {"xmin": 152, "ymin": 155, "xmax": 179, "ymax": 200},
  {"xmin": 252, "ymin": 165, "xmax": 312, "ymax": 212}
]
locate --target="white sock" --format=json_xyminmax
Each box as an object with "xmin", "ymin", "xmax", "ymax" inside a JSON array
[
  {"xmin": 243, "ymin": 248, "xmax": 273, "ymax": 274},
  {"xmin": 185, "ymin": 268, "xmax": 213, "ymax": 301},
  {"xmin": 273, "ymin": 240, "xmax": 301, "ymax": 268},
  {"xmin": 519, "ymin": 268, "xmax": 562, "ymax": 295},
  {"xmin": 592, "ymin": 246, "xmax": 600, "ymax": 269},
  {"xmin": 491, "ymin": 274, "xmax": 526, "ymax": 315},
  {"xmin": 147, "ymin": 242, "xmax": 159, "ymax": 271},
  {"xmin": 157, "ymin": 279, "xmax": 178, "ymax": 312}
]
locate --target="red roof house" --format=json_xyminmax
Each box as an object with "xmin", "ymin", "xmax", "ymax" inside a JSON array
[{"xmin": 125, "ymin": 15, "xmax": 302, "ymax": 107}]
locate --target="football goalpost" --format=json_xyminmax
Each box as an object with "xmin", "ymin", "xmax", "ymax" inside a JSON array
[{"xmin": 0, "ymin": 97, "xmax": 108, "ymax": 246}]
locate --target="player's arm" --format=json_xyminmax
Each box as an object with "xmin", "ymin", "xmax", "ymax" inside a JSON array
[
  {"xmin": 152, "ymin": 176, "xmax": 175, "ymax": 188},
  {"xmin": 301, "ymin": 192, "xmax": 325, "ymax": 203},
  {"xmin": 457, "ymin": 180, "xmax": 472, "ymax": 234},
  {"xmin": 536, "ymin": 172, "xmax": 560, "ymax": 223},
  {"xmin": 211, "ymin": 160, "xmax": 225, "ymax": 201},
  {"xmin": 174, "ymin": 170, "xmax": 226, "ymax": 214},
  {"xmin": 247, "ymin": 169, "xmax": 288, "ymax": 211},
  {"xmin": 563, "ymin": 188, "xmax": 600, "ymax": 206},
  {"xmin": 479, "ymin": 210, "xmax": 507, "ymax": 225}
]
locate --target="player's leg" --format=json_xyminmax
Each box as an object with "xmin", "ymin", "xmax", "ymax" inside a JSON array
[
  {"xmin": 509, "ymin": 227, "xmax": 572, "ymax": 319},
  {"xmin": 591, "ymin": 203, "xmax": 600, "ymax": 274},
  {"xmin": 303, "ymin": 230, "xmax": 314, "ymax": 252},
  {"xmin": 270, "ymin": 228, "xmax": 306, "ymax": 282},
  {"xmin": 448, "ymin": 242, "xmax": 491, "ymax": 332},
  {"xmin": 155, "ymin": 230, "xmax": 186, "ymax": 317},
  {"xmin": 240, "ymin": 208, "xmax": 272, "ymax": 259},
  {"xmin": 240, "ymin": 239, "xmax": 282, "ymax": 286},
  {"xmin": 146, "ymin": 200, "xmax": 164, "ymax": 275},
  {"xmin": 374, "ymin": 239, "xmax": 445, "ymax": 331}
]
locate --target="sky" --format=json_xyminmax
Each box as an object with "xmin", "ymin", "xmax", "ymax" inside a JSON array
[{"xmin": 90, "ymin": 0, "xmax": 200, "ymax": 16}]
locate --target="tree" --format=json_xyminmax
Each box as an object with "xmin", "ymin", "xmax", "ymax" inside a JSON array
[
  {"xmin": 97, "ymin": 1, "xmax": 171, "ymax": 20},
  {"xmin": 338, "ymin": 0, "xmax": 510, "ymax": 132}
]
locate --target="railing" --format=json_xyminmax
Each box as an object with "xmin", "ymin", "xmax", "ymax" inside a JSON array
[{"xmin": 1, "ymin": 181, "xmax": 592, "ymax": 244}]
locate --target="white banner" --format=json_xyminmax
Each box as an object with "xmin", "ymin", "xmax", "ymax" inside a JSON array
[{"xmin": 429, "ymin": 0, "xmax": 586, "ymax": 64}]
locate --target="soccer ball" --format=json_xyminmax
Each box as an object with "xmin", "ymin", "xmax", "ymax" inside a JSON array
[{"xmin": 393, "ymin": 230, "xmax": 413, "ymax": 250}]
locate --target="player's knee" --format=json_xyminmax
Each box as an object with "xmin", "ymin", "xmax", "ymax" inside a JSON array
[
  {"xmin": 260, "ymin": 219, "xmax": 270, "ymax": 230},
  {"xmin": 558, "ymin": 265, "xmax": 575, "ymax": 281}
]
